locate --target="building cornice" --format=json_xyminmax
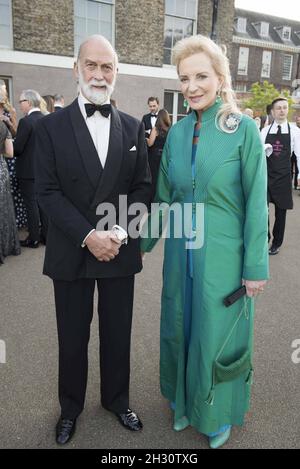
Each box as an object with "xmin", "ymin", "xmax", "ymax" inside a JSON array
[
  {"xmin": 233, "ymin": 35, "xmax": 300, "ymax": 53},
  {"xmin": 0, "ymin": 49, "xmax": 178, "ymax": 80}
]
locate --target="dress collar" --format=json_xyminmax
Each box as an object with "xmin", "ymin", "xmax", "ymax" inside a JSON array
[{"xmin": 190, "ymin": 98, "xmax": 222, "ymax": 124}]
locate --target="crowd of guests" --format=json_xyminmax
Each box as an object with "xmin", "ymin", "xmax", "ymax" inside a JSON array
[{"xmin": 0, "ymin": 86, "xmax": 64, "ymax": 263}]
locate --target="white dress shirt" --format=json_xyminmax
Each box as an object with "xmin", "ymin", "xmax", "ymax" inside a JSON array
[
  {"xmin": 150, "ymin": 114, "xmax": 157, "ymax": 129},
  {"xmin": 28, "ymin": 107, "xmax": 41, "ymax": 115},
  {"xmin": 78, "ymin": 92, "xmax": 111, "ymax": 169},
  {"xmin": 78, "ymin": 92, "xmax": 111, "ymax": 246},
  {"xmin": 261, "ymin": 121, "xmax": 300, "ymax": 163}
]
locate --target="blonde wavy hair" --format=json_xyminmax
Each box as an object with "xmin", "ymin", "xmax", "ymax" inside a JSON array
[
  {"xmin": 172, "ymin": 35, "xmax": 241, "ymax": 132},
  {"xmin": 0, "ymin": 85, "xmax": 14, "ymax": 115}
]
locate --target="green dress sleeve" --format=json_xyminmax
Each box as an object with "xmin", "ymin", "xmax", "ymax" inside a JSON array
[
  {"xmin": 140, "ymin": 135, "xmax": 172, "ymax": 252},
  {"xmin": 241, "ymin": 118, "xmax": 269, "ymax": 280}
]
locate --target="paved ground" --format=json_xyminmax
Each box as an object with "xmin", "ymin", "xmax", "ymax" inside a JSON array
[{"xmin": 0, "ymin": 193, "xmax": 299, "ymax": 449}]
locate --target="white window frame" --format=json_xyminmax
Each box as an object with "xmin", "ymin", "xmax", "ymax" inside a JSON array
[
  {"xmin": 164, "ymin": 90, "xmax": 186, "ymax": 124},
  {"xmin": 74, "ymin": 0, "xmax": 115, "ymax": 55},
  {"xmin": 237, "ymin": 47, "xmax": 249, "ymax": 76},
  {"xmin": 0, "ymin": 0, "xmax": 13, "ymax": 49},
  {"xmin": 282, "ymin": 26, "xmax": 291, "ymax": 41},
  {"xmin": 260, "ymin": 22, "xmax": 269, "ymax": 38},
  {"xmin": 234, "ymin": 83, "xmax": 247, "ymax": 93},
  {"xmin": 237, "ymin": 17, "xmax": 247, "ymax": 33},
  {"xmin": 261, "ymin": 50, "xmax": 272, "ymax": 79},
  {"xmin": 282, "ymin": 54, "xmax": 293, "ymax": 81},
  {"xmin": 163, "ymin": 0, "xmax": 198, "ymax": 65}
]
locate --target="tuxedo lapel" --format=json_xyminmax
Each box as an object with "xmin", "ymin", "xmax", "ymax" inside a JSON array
[
  {"xmin": 91, "ymin": 105, "xmax": 123, "ymax": 208},
  {"xmin": 69, "ymin": 99, "xmax": 103, "ymax": 189}
]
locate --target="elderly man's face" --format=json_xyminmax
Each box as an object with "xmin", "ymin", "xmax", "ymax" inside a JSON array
[
  {"xmin": 19, "ymin": 95, "xmax": 31, "ymax": 115},
  {"xmin": 75, "ymin": 38, "xmax": 117, "ymax": 105}
]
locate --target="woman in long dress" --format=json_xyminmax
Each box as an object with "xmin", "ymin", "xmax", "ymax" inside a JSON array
[
  {"xmin": 0, "ymin": 121, "xmax": 21, "ymax": 264},
  {"xmin": 141, "ymin": 35, "xmax": 269, "ymax": 448}
]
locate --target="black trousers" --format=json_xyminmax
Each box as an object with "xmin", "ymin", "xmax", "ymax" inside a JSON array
[
  {"xmin": 53, "ymin": 276, "xmax": 135, "ymax": 420},
  {"xmin": 18, "ymin": 178, "xmax": 40, "ymax": 241},
  {"xmin": 268, "ymin": 204, "xmax": 287, "ymax": 248}
]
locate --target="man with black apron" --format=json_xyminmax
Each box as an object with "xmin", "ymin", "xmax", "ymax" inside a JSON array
[{"xmin": 261, "ymin": 97, "xmax": 300, "ymax": 255}]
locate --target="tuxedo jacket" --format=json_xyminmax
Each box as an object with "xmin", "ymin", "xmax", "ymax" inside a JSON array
[
  {"xmin": 35, "ymin": 99, "xmax": 152, "ymax": 281},
  {"xmin": 142, "ymin": 113, "xmax": 154, "ymax": 133},
  {"xmin": 14, "ymin": 111, "xmax": 44, "ymax": 179}
]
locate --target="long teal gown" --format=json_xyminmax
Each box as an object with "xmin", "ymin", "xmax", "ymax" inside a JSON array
[{"xmin": 141, "ymin": 99, "xmax": 269, "ymax": 436}]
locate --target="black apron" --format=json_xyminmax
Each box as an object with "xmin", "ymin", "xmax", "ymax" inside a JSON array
[{"xmin": 265, "ymin": 123, "xmax": 293, "ymax": 209}]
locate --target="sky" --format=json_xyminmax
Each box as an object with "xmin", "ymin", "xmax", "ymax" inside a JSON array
[{"xmin": 235, "ymin": 0, "xmax": 300, "ymax": 21}]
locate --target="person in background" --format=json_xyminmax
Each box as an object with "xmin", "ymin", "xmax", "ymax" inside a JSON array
[
  {"xmin": 42, "ymin": 95, "xmax": 55, "ymax": 114},
  {"xmin": 142, "ymin": 97, "xmax": 160, "ymax": 136},
  {"xmin": 254, "ymin": 116, "xmax": 261, "ymax": 130},
  {"xmin": 14, "ymin": 89, "xmax": 44, "ymax": 248},
  {"xmin": 0, "ymin": 86, "xmax": 27, "ymax": 229},
  {"xmin": 141, "ymin": 34, "xmax": 268, "ymax": 449},
  {"xmin": 0, "ymin": 120, "xmax": 21, "ymax": 264},
  {"xmin": 243, "ymin": 108, "xmax": 254, "ymax": 119},
  {"xmin": 0, "ymin": 86, "xmax": 17, "ymax": 137},
  {"xmin": 54, "ymin": 94, "xmax": 65, "ymax": 111},
  {"xmin": 261, "ymin": 97, "xmax": 300, "ymax": 255},
  {"xmin": 146, "ymin": 109, "xmax": 171, "ymax": 203}
]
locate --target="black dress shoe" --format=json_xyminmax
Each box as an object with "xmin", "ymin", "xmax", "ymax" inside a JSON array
[
  {"xmin": 20, "ymin": 238, "xmax": 39, "ymax": 248},
  {"xmin": 56, "ymin": 417, "xmax": 76, "ymax": 445},
  {"xmin": 116, "ymin": 409, "xmax": 143, "ymax": 431},
  {"xmin": 269, "ymin": 245, "xmax": 280, "ymax": 255}
]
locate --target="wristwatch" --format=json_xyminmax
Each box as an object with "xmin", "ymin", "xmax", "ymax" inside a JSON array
[{"xmin": 111, "ymin": 225, "xmax": 128, "ymax": 245}]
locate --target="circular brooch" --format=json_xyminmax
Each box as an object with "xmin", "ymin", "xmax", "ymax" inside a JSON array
[{"xmin": 223, "ymin": 113, "xmax": 242, "ymax": 133}]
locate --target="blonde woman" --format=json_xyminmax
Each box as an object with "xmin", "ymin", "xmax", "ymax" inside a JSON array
[{"xmin": 141, "ymin": 35, "xmax": 269, "ymax": 448}]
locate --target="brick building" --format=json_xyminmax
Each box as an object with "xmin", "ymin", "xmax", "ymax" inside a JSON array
[
  {"xmin": 0, "ymin": 0, "xmax": 234, "ymax": 120},
  {"xmin": 1, "ymin": 1, "xmax": 299, "ymax": 120},
  {"xmin": 232, "ymin": 8, "xmax": 300, "ymax": 99}
]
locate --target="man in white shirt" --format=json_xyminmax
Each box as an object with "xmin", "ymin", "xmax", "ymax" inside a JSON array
[
  {"xmin": 35, "ymin": 35, "xmax": 151, "ymax": 445},
  {"xmin": 261, "ymin": 97, "xmax": 300, "ymax": 255},
  {"xmin": 142, "ymin": 96, "xmax": 159, "ymax": 136}
]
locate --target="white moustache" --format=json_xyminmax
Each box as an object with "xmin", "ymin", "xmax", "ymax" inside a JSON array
[{"xmin": 88, "ymin": 81, "xmax": 107, "ymax": 88}]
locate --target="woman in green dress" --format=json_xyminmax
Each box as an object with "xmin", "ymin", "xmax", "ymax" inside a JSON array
[{"xmin": 141, "ymin": 35, "xmax": 269, "ymax": 449}]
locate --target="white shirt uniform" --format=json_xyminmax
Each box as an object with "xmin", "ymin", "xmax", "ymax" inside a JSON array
[{"xmin": 261, "ymin": 120, "xmax": 300, "ymax": 170}]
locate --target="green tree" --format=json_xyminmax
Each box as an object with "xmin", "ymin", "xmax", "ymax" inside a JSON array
[{"xmin": 243, "ymin": 81, "xmax": 293, "ymax": 116}]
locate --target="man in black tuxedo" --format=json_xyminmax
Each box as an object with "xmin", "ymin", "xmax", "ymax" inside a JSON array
[
  {"xmin": 35, "ymin": 35, "xmax": 151, "ymax": 445},
  {"xmin": 142, "ymin": 96, "xmax": 159, "ymax": 136},
  {"xmin": 14, "ymin": 90, "xmax": 44, "ymax": 247}
]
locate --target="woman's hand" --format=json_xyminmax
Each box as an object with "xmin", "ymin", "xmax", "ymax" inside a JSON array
[
  {"xmin": 242, "ymin": 279, "xmax": 267, "ymax": 298},
  {"xmin": 141, "ymin": 251, "xmax": 146, "ymax": 261}
]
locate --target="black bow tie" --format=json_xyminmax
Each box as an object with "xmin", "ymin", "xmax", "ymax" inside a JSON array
[
  {"xmin": 85, "ymin": 103, "xmax": 111, "ymax": 118},
  {"xmin": 151, "ymin": 114, "xmax": 158, "ymax": 117}
]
